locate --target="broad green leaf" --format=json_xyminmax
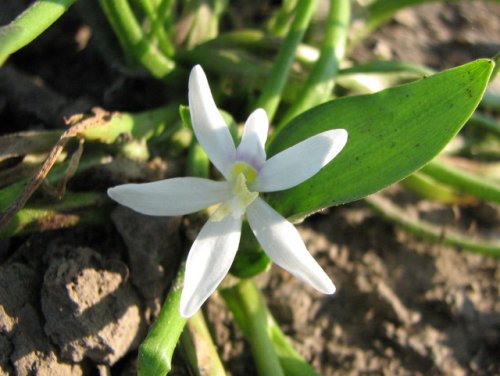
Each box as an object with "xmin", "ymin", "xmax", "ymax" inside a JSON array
[{"xmin": 267, "ymin": 59, "xmax": 494, "ymax": 220}]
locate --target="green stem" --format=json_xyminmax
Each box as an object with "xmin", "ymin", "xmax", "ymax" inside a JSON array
[
  {"xmin": 221, "ymin": 280, "xmax": 319, "ymax": 376},
  {"xmin": 181, "ymin": 311, "xmax": 226, "ymax": 376},
  {"xmin": 421, "ymin": 159, "xmax": 500, "ymax": 203},
  {"xmin": 179, "ymin": 104, "xmax": 210, "ymax": 178},
  {"xmin": 82, "ymin": 104, "xmax": 180, "ymax": 143},
  {"xmin": 267, "ymin": 314, "xmax": 320, "ymax": 376},
  {"xmin": 468, "ymin": 112, "xmax": 500, "ymax": 136},
  {"xmin": 267, "ymin": 0, "xmax": 298, "ymax": 36},
  {"xmin": 138, "ymin": 261, "xmax": 188, "ymax": 376},
  {"xmin": 0, "ymin": 153, "xmax": 109, "ymax": 212},
  {"xmin": 255, "ymin": 0, "xmax": 318, "ymax": 122},
  {"xmin": 0, "ymin": 192, "xmax": 107, "ymax": 238},
  {"xmin": 98, "ymin": 0, "xmax": 175, "ymax": 78},
  {"xmin": 138, "ymin": 0, "xmax": 156, "ymax": 21},
  {"xmin": 278, "ymin": 0, "xmax": 350, "ymax": 129},
  {"xmin": 97, "ymin": 0, "xmax": 134, "ymax": 61},
  {"xmin": 480, "ymin": 91, "xmax": 500, "ymax": 112},
  {"xmin": 0, "ymin": 130, "xmax": 62, "ymax": 161},
  {"xmin": 140, "ymin": 0, "xmax": 175, "ymax": 57},
  {"xmin": 201, "ymin": 29, "xmax": 280, "ymax": 53},
  {"xmin": 365, "ymin": 193, "xmax": 500, "ymax": 257},
  {"xmin": 156, "ymin": 0, "xmax": 176, "ymax": 41},
  {"xmin": 193, "ymin": 29, "xmax": 319, "ymax": 69},
  {"xmin": 402, "ymin": 172, "xmax": 475, "ymax": 205},
  {"xmin": 0, "ymin": 0, "xmax": 76, "ymax": 65},
  {"xmin": 223, "ymin": 280, "xmax": 285, "ymax": 376},
  {"xmin": 182, "ymin": 0, "xmax": 228, "ymax": 49},
  {"xmin": 339, "ymin": 60, "xmax": 434, "ymax": 76}
]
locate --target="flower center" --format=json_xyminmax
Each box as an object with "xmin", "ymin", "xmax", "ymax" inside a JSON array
[
  {"xmin": 230, "ymin": 161, "xmax": 258, "ymax": 185},
  {"xmin": 211, "ymin": 162, "xmax": 258, "ymax": 221}
]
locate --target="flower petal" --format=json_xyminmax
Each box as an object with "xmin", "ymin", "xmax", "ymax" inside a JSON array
[
  {"xmin": 180, "ymin": 215, "xmax": 242, "ymax": 317},
  {"xmin": 254, "ymin": 129, "xmax": 348, "ymax": 192},
  {"xmin": 189, "ymin": 65, "xmax": 236, "ymax": 177},
  {"xmin": 246, "ymin": 198, "xmax": 335, "ymax": 294},
  {"xmin": 236, "ymin": 108, "xmax": 268, "ymax": 169},
  {"xmin": 107, "ymin": 177, "xmax": 230, "ymax": 216}
]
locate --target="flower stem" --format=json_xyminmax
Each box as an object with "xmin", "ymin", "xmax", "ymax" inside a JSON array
[
  {"xmin": 0, "ymin": 152, "xmax": 108, "ymax": 223},
  {"xmin": 255, "ymin": 0, "xmax": 318, "ymax": 122},
  {"xmin": 365, "ymin": 193, "xmax": 500, "ymax": 257},
  {"xmin": 0, "ymin": 0, "xmax": 76, "ymax": 65},
  {"xmin": 223, "ymin": 280, "xmax": 284, "ymax": 376},
  {"xmin": 421, "ymin": 159, "xmax": 500, "ymax": 203},
  {"xmin": 184, "ymin": 0, "xmax": 229, "ymax": 49},
  {"xmin": 266, "ymin": 314, "xmax": 321, "ymax": 376},
  {"xmin": 138, "ymin": 0, "xmax": 175, "ymax": 57},
  {"xmin": 468, "ymin": 113, "xmax": 500, "ymax": 136},
  {"xmin": 98, "ymin": 0, "xmax": 175, "ymax": 79},
  {"xmin": 138, "ymin": 261, "xmax": 188, "ymax": 376},
  {"xmin": 0, "ymin": 191, "xmax": 108, "ymax": 238},
  {"xmin": 401, "ymin": 172, "xmax": 475, "ymax": 205},
  {"xmin": 157, "ymin": 0, "xmax": 175, "ymax": 27},
  {"xmin": 278, "ymin": 0, "xmax": 350, "ymax": 129},
  {"xmin": 221, "ymin": 280, "xmax": 320, "ymax": 376},
  {"xmin": 180, "ymin": 310, "xmax": 227, "ymax": 376},
  {"xmin": 82, "ymin": 104, "xmax": 180, "ymax": 144},
  {"xmin": 338, "ymin": 60, "xmax": 434, "ymax": 76}
]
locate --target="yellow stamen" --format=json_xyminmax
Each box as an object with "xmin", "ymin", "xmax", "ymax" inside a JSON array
[
  {"xmin": 212, "ymin": 162, "xmax": 259, "ymax": 222},
  {"xmin": 230, "ymin": 161, "xmax": 258, "ymax": 184}
]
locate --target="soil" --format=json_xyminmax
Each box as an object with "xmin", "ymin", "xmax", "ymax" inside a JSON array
[{"xmin": 1, "ymin": 1, "xmax": 499, "ymax": 375}]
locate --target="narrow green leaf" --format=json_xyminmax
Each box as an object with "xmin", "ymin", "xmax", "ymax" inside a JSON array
[
  {"xmin": 267, "ymin": 59, "xmax": 494, "ymax": 220},
  {"xmin": 366, "ymin": 194, "xmax": 500, "ymax": 257},
  {"xmin": 98, "ymin": 0, "xmax": 175, "ymax": 78},
  {"xmin": 278, "ymin": 0, "xmax": 350, "ymax": 128},
  {"xmin": 82, "ymin": 105, "xmax": 179, "ymax": 143},
  {"xmin": 255, "ymin": 0, "xmax": 318, "ymax": 121},
  {"xmin": 0, "ymin": 0, "xmax": 76, "ymax": 66},
  {"xmin": 422, "ymin": 159, "xmax": 500, "ymax": 203},
  {"xmin": 0, "ymin": 192, "xmax": 107, "ymax": 238}
]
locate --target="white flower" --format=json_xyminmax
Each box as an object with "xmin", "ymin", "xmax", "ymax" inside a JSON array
[{"xmin": 108, "ymin": 65, "xmax": 348, "ymax": 318}]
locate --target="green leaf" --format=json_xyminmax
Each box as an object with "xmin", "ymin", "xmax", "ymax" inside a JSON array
[
  {"xmin": 0, "ymin": 0, "xmax": 77, "ymax": 66},
  {"xmin": 267, "ymin": 59, "xmax": 494, "ymax": 220},
  {"xmin": 422, "ymin": 159, "xmax": 500, "ymax": 203},
  {"xmin": 230, "ymin": 221, "xmax": 271, "ymax": 279}
]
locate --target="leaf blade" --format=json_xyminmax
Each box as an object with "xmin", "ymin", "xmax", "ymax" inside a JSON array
[{"xmin": 267, "ymin": 59, "xmax": 494, "ymax": 219}]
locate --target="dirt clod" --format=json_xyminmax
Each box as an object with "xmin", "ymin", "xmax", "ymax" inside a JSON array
[
  {"xmin": 41, "ymin": 246, "xmax": 144, "ymax": 365},
  {"xmin": 111, "ymin": 206, "xmax": 182, "ymax": 316},
  {"xmin": 0, "ymin": 262, "xmax": 83, "ymax": 375}
]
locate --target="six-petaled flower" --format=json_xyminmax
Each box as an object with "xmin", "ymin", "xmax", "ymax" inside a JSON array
[{"xmin": 108, "ymin": 65, "xmax": 348, "ymax": 318}]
